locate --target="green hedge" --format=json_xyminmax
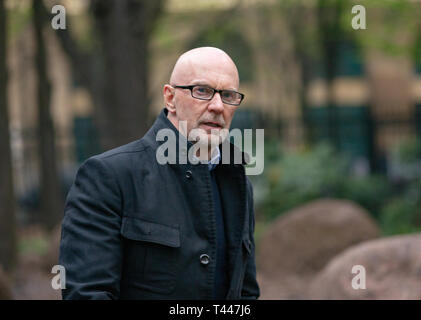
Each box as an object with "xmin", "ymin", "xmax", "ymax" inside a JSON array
[{"xmin": 258, "ymin": 141, "xmax": 421, "ymax": 236}]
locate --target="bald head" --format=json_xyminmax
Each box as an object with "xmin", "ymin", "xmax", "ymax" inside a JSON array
[
  {"xmin": 163, "ymin": 47, "xmax": 242, "ymax": 158},
  {"xmin": 169, "ymin": 47, "xmax": 240, "ymax": 90}
]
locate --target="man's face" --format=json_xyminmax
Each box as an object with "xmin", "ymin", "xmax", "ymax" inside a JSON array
[{"xmin": 164, "ymin": 49, "xmax": 240, "ymax": 146}]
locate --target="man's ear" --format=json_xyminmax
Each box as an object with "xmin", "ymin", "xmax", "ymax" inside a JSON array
[{"xmin": 163, "ymin": 84, "xmax": 176, "ymax": 114}]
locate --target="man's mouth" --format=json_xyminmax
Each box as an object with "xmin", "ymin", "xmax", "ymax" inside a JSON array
[{"xmin": 202, "ymin": 122, "xmax": 222, "ymax": 128}]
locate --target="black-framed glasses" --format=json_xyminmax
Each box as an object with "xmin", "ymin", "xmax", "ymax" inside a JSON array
[{"xmin": 172, "ymin": 85, "xmax": 244, "ymax": 106}]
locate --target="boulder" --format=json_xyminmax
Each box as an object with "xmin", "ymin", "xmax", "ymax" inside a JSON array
[
  {"xmin": 256, "ymin": 198, "xmax": 380, "ymax": 299},
  {"xmin": 308, "ymin": 233, "xmax": 421, "ymax": 299},
  {"xmin": 258, "ymin": 198, "xmax": 380, "ymax": 277}
]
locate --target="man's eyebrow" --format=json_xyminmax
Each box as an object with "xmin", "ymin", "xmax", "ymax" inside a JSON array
[{"xmin": 189, "ymin": 80, "xmax": 238, "ymax": 91}]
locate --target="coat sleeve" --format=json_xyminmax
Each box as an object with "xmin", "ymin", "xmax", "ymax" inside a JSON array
[
  {"xmin": 59, "ymin": 156, "xmax": 123, "ymax": 300},
  {"xmin": 241, "ymin": 178, "xmax": 260, "ymax": 299}
]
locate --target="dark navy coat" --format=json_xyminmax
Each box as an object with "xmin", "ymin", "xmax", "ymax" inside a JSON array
[{"xmin": 59, "ymin": 108, "xmax": 260, "ymax": 300}]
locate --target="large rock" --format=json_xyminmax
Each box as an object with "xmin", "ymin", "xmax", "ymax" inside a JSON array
[
  {"xmin": 308, "ymin": 234, "xmax": 421, "ymax": 299},
  {"xmin": 0, "ymin": 266, "xmax": 13, "ymax": 300},
  {"xmin": 258, "ymin": 198, "xmax": 380, "ymax": 278}
]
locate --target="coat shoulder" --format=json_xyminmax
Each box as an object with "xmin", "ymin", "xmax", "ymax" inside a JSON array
[
  {"xmin": 82, "ymin": 138, "xmax": 155, "ymax": 177},
  {"xmin": 97, "ymin": 139, "xmax": 150, "ymax": 159}
]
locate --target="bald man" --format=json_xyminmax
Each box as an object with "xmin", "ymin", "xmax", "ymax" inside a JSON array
[{"xmin": 59, "ymin": 47, "xmax": 260, "ymax": 300}]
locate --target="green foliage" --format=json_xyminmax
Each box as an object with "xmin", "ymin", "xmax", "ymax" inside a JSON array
[
  {"xmin": 337, "ymin": 175, "xmax": 392, "ymax": 218},
  {"xmin": 392, "ymin": 139, "xmax": 421, "ymax": 164},
  {"xmin": 152, "ymin": 13, "xmax": 179, "ymax": 49},
  {"xmin": 388, "ymin": 139, "xmax": 421, "ymax": 183},
  {"xmin": 379, "ymin": 198, "xmax": 421, "ymax": 236},
  {"xmin": 263, "ymin": 137, "xmax": 283, "ymax": 165},
  {"xmin": 261, "ymin": 143, "xmax": 349, "ymax": 221},
  {"xmin": 377, "ymin": 141, "xmax": 421, "ymax": 234},
  {"xmin": 413, "ymin": 32, "xmax": 421, "ymax": 72},
  {"xmin": 259, "ymin": 141, "xmax": 421, "ymax": 236},
  {"xmin": 7, "ymin": 4, "xmax": 32, "ymax": 40},
  {"xmin": 18, "ymin": 235, "xmax": 49, "ymax": 256},
  {"xmin": 350, "ymin": 0, "xmax": 419, "ymax": 58}
]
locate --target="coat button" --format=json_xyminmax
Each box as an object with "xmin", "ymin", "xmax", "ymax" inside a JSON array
[
  {"xmin": 185, "ymin": 170, "xmax": 192, "ymax": 179},
  {"xmin": 200, "ymin": 254, "xmax": 210, "ymax": 265}
]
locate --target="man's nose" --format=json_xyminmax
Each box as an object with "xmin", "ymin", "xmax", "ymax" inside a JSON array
[{"xmin": 207, "ymin": 92, "xmax": 224, "ymax": 113}]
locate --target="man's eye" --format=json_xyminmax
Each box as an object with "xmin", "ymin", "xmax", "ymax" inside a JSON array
[
  {"xmin": 195, "ymin": 86, "xmax": 212, "ymax": 95},
  {"xmin": 222, "ymin": 91, "xmax": 234, "ymax": 99}
]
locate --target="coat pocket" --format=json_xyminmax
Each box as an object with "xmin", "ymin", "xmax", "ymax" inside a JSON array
[{"xmin": 120, "ymin": 216, "xmax": 180, "ymax": 295}]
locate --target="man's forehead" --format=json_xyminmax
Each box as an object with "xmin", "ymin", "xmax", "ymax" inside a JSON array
[{"xmin": 170, "ymin": 47, "xmax": 239, "ymax": 87}]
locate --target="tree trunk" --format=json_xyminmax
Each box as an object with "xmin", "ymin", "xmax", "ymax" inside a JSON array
[
  {"xmin": 49, "ymin": 0, "xmax": 164, "ymax": 151},
  {"xmin": 91, "ymin": 0, "xmax": 163, "ymax": 150},
  {"xmin": 33, "ymin": 0, "xmax": 63, "ymax": 230},
  {"xmin": 317, "ymin": 0, "xmax": 345, "ymax": 147},
  {"xmin": 0, "ymin": 0, "xmax": 17, "ymax": 272}
]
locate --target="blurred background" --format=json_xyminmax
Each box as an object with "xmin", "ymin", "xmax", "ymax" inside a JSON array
[{"xmin": 1, "ymin": 0, "xmax": 421, "ymax": 299}]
